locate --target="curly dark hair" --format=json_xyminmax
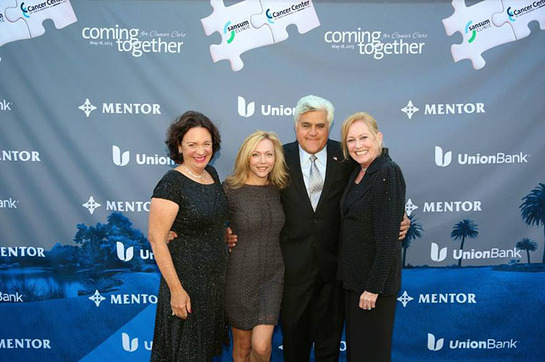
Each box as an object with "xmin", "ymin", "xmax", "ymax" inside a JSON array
[{"xmin": 165, "ymin": 111, "xmax": 221, "ymax": 164}]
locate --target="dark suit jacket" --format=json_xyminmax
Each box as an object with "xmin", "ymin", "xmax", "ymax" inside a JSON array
[
  {"xmin": 280, "ymin": 139, "xmax": 355, "ymax": 286},
  {"xmin": 337, "ymin": 149, "xmax": 406, "ymax": 296}
]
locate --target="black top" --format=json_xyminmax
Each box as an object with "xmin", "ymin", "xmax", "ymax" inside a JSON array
[
  {"xmin": 337, "ymin": 149, "xmax": 406, "ymax": 295},
  {"xmin": 150, "ymin": 166, "xmax": 229, "ymax": 361}
]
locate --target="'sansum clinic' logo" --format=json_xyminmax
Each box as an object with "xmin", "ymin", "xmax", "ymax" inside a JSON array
[{"xmin": 237, "ymin": 96, "xmax": 295, "ymax": 118}]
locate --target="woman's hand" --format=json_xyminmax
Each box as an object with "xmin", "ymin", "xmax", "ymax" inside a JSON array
[
  {"xmin": 171, "ymin": 288, "xmax": 192, "ymax": 319},
  {"xmin": 359, "ymin": 291, "xmax": 378, "ymax": 311}
]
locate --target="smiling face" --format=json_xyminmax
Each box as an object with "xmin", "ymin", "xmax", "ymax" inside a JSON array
[
  {"xmin": 346, "ymin": 120, "xmax": 382, "ymax": 168},
  {"xmin": 178, "ymin": 126, "xmax": 213, "ymax": 172},
  {"xmin": 247, "ymin": 139, "xmax": 275, "ymax": 185},
  {"xmin": 295, "ymin": 110, "xmax": 329, "ymax": 155}
]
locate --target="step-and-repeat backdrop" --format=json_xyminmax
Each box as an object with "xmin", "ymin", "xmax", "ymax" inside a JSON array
[{"xmin": 1, "ymin": 0, "xmax": 544, "ymax": 361}]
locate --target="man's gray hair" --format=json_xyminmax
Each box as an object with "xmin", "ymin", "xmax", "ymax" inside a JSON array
[{"xmin": 293, "ymin": 95, "xmax": 335, "ymax": 128}]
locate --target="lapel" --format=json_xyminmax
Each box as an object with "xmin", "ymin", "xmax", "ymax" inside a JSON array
[
  {"xmin": 342, "ymin": 149, "xmax": 390, "ymax": 213},
  {"xmin": 285, "ymin": 142, "xmax": 313, "ymax": 212}
]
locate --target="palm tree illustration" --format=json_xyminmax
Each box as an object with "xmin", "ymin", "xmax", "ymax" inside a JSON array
[
  {"xmin": 402, "ymin": 214, "xmax": 423, "ymax": 268},
  {"xmin": 516, "ymin": 237, "xmax": 538, "ymax": 264},
  {"xmin": 520, "ymin": 183, "xmax": 545, "ymax": 263},
  {"xmin": 451, "ymin": 219, "xmax": 479, "ymax": 267}
]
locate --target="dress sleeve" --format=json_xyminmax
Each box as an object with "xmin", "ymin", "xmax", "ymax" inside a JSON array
[
  {"xmin": 365, "ymin": 162, "xmax": 406, "ymax": 294},
  {"xmin": 152, "ymin": 171, "xmax": 182, "ymax": 204}
]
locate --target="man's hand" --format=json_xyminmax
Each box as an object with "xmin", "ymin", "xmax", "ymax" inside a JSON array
[
  {"xmin": 399, "ymin": 213, "xmax": 410, "ymax": 240},
  {"xmin": 225, "ymin": 227, "xmax": 238, "ymax": 252}
]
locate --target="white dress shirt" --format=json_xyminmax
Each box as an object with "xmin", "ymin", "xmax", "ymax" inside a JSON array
[{"xmin": 299, "ymin": 145, "xmax": 327, "ymax": 199}]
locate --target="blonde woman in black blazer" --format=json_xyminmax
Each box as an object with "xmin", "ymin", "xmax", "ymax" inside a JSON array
[{"xmin": 338, "ymin": 112, "xmax": 406, "ymax": 362}]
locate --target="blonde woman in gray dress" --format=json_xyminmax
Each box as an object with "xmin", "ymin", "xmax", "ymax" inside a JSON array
[{"xmin": 223, "ymin": 130, "xmax": 289, "ymax": 362}]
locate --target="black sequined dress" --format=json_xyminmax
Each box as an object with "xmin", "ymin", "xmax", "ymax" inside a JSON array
[{"xmin": 150, "ymin": 167, "xmax": 229, "ymax": 361}]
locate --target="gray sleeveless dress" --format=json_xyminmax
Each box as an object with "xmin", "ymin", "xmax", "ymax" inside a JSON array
[{"xmin": 223, "ymin": 183, "xmax": 285, "ymax": 330}]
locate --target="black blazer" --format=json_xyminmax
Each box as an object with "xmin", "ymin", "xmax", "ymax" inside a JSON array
[
  {"xmin": 337, "ymin": 149, "xmax": 406, "ymax": 296},
  {"xmin": 280, "ymin": 139, "xmax": 355, "ymax": 286}
]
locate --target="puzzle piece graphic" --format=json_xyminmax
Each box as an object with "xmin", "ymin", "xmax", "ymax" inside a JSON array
[
  {"xmin": 201, "ymin": 0, "xmax": 275, "ymax": 71},
  {"xmin": 0, "ymin": 0, "xmax": 32, "ymax": 47},
  {"xmin": 442, "ymin": 0, "xmax": 516, "ymax": 70},
  {"xmin": 201, "ymin": 0, "xmax": 321, "ymax": 71},
  {"xmin": 492, "ymin": 0, "xmax": 545, "ymax": 40},
  {"xmin": 5, "ymin": 0, "xmax": 77, "ymax": 38},
  {"xmin": 250, "ymin": 0, "xmax": 320, "ymax": 43}
]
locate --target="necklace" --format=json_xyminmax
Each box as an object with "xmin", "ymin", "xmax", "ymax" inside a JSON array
[{"xmin": 183, "ymin": 165, "xmax": 205, "ymax": 180}]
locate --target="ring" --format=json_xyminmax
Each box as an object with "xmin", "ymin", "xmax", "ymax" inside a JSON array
[{"xmin": 172, "ymin": 312, "xmax": 175, "ymax": 316}]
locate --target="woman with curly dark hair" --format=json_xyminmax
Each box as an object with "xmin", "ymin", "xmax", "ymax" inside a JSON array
[{"xmin": 148, "ymin": 111, "xmax": 229, "ymax": 361}]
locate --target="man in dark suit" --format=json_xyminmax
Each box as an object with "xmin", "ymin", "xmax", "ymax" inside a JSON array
[{"xmin": 279, "ymin": 95, "xmax": 353, "ymax": 362}]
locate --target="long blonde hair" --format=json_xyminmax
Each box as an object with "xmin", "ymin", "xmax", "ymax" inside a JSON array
[{"xmin": 225, "ymin": 131, "xmax": 289, "ymax": 189}]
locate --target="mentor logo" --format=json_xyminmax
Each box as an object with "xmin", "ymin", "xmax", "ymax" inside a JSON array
[
  {"xmin": 0, "ymin": 246, "xmax": 45, "ymax": 258},
  {"xmin": 0, "ymin": 99, "xmax": 12, "ymax": 111},
  {"xmin": 408, "ymin": 198, "xmax": 482, "ymax": 213},
  {"xmin": 237, "ymin": 96, "xmax": 295, "ymax": 118},
  {"xmin": 398, "ymin": 290, "xmax": 477, "ymax": 307},
  {"xmin": 79, "ymin": 99, "xmax": 161, "ymax": 118},
  {"xmin": 0, "ymin": 338, "xmax": 51, "ymax": 349},
  {"xmin": 401, "ymin": 100, "xmax": 419, "ymax": 119},
  {"xmin": 0, "ymin": 150, "xmax": 40, "ymax": 162},
  {"xmin": 402, "ymin": 100, "xmax": 485, "ymax": 119},
  {"xmin": 83, "ymin": 196, "xmax": 102, "ymax": 215},
  {"xmin": 89, "ymin": 290, "xmax": 106, "ymax": 307},
  {"xmin": 82, "ymin": 196, "xmax": 151, "ymax": 214}
]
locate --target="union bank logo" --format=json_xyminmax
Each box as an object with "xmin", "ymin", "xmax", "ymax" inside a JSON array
[
  {"xmin": 112, "ymin": 145, "xmax": 175, "ymax": 167},
  {"xmin": 237, "ymin": 96, "xmax": 295, "ymax": 118},
  {"xmin": 78, "ymin": 99, "xmax": 161, "ymax": 118},
  {"xmin": 434, "ymin": 146, "xmax": 529, "ymax": 167}
]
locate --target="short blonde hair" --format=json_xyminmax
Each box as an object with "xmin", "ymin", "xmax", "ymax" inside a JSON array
[
  {"xmin": 341, "ymin": 112, "xmax": 383, "ymax": 160},
  {"xmin": 225, "ymin": 131, "xmax": 289, "ymax": 189}
]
